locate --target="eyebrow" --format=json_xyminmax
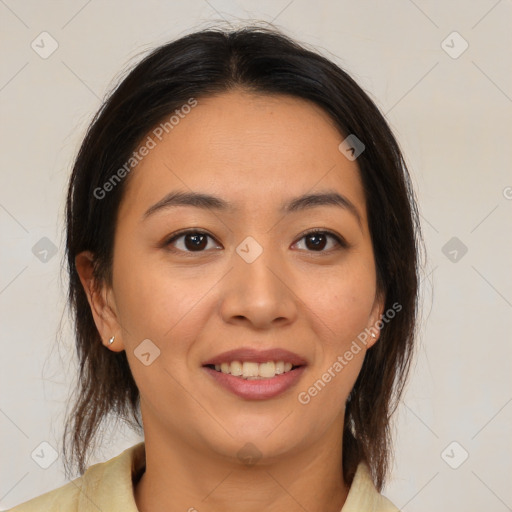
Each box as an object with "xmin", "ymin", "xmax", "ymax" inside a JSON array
[{"xmin": 142, "ymin": 189, "xmax": 362, "ymax": 227}]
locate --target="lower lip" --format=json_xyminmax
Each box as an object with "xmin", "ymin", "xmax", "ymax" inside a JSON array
[{"xmin": 202, "ymin": 366, "xmax": 307, "ymax": 400}]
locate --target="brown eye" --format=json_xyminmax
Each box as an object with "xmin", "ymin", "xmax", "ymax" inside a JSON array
[
  {"xmin": 166, "ymin": 230, "xmax": 220, "ymax": 253},
  {"xmin": 294, "ymin": 230, "xmax": 346, "ymax": 252},
  {"xmin": 305, "ymin": 232, "xmax": 328, "ymax": 251},
  {"xmin": 164, "ymin": 228, "xmax": 346, "ymax": 255}
]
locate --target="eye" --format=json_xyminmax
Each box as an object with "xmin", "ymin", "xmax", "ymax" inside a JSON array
[
  {"xmin": 164, "ymin": 228, "xmax": 347, "ymax": 255},
  {"xmin": 293, "ymin": 229, "xmax": 347, "ymax": 252},
  {"xmin": 165, "ymin": 229, "xmax": 220, "ymax": 253}
]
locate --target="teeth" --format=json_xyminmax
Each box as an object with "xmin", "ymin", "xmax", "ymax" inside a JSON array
[
  {"xmin": 259, "ymin": 361, "xmax": 275, "ymax": 378},
  {"xmin": 230, "ymin": 360, "xmax": 243, "ymax": 376},
  {"xmin": 211, "ymin": 360, "xmax": 297, "ymax": 379},
  {"xmin": 243, "ymin": 361, "xmax": 259, "ymax": 377}
]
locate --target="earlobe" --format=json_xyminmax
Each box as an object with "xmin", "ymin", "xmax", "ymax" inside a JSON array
[
  {"xmin": 366, "ymin": 290, "xmax": 386, "ymax": 349},
  {"xmin": 74, "ymin": 251, "xmax": 125, "ymax": 352},
  {"xmin": 367, "ymin": 331, "xmax": 378, "ymax": 349}
]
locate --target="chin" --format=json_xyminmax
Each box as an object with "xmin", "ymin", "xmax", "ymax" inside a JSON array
[{"xmin": 205, "ymin": 424, "xmax": 306, "ymax": 463}]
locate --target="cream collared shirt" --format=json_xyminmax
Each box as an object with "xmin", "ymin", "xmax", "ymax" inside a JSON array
[{"xmin": 8, "ymin": 442, "xmax": 400, "ymax": 511}]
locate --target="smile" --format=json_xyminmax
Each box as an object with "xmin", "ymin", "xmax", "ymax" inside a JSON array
[
  {"xmin": 202, "ymin": 364, "xmax": 307, "ymax": 400},
  {"xmin": 206, "ymin": 360, "xmax": 298, "ymax": 379}
]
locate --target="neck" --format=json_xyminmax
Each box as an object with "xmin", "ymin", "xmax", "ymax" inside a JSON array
[{"xmin": 134, "ymin": 407, "xmax": 349, "ymax": 512}]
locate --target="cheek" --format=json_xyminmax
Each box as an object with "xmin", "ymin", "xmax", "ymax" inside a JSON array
[
  {"xmin": 112, "ymin": 258, "xmax": 209, "ymax": 400},
  {"xmin": 301, "ymin": 264, "xmax": 377, "ymax": 349},
  {"xmin": 112, "ymin": 251, "xmax": 215, "ymax": 353},
  {"xmin": 295, "ymin": 273, "xmax": 373, "ymax": 421}
]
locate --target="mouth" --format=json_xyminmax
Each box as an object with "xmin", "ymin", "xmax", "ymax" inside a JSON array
[
  {"xmin": 201, "ymin": 347, "xmax": 307, "ymax": 378},
  {"xmin": 203, "ymin": 361, "xmax": 304, "ymax": 380},
  {"xmin": 201, "ymin": 347, "xmax": 308, "ymax": 400}
]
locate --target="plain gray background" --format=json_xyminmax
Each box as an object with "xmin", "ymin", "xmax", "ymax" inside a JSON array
[{"xmin": 1, "ymin": 1, "xmax": 511, "ymax": 510}]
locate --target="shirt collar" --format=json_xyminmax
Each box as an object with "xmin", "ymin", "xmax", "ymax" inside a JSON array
[{"xmin": 78, "ymin": 442, "xmax": 398, "ymax": 512}]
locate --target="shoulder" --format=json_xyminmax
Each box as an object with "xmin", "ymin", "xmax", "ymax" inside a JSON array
[
  {"xmin": 7, "ymin": 478, "xmax": 81, "ymax": 512},
  {"xmin": 7, "ymin": 442, "xmax": 146, "ymax": 512},
  {"xmin": 342, "ymin": 462, "xmax": 400, "ymax": 512}
]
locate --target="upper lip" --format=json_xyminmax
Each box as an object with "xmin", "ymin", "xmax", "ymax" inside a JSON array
[{"xmin": 202, "ymin": 347, "xmax": 308, "ymax": 366}]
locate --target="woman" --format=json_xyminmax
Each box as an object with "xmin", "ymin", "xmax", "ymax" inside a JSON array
[{"xmin": 10, "ymin": 24, "xmax": 422, "ymax": 512}]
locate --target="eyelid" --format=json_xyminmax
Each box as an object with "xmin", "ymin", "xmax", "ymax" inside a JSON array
[
  {"xmin": 294, "ymin": 228, "xmax": 348, "ymax": 250},
  {"xmin": 163, "ymin": 229, "xmax": 220, "ymax": 254},
  {"xmin": 164, "ymin": 228, "xmax": 348, "ymax": 253}
]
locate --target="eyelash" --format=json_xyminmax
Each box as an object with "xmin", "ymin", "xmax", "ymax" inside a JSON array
[{"xmin": 163, "ymin": 228, "xmax": 348, "ymax": 255}]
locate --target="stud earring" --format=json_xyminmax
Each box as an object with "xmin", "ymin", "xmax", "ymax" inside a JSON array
[
  {"xmin": 108, "ymin": 336, "xmax": 115, "ymax": 345},
  {"xmin": 371, "ymin": 332, "xmax": 376, "ymax": 338}
]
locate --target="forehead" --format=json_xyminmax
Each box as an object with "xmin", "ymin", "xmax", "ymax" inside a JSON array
[{"xmin": 118, "ymin": 90, "xmax": 366, "ymax": 223}]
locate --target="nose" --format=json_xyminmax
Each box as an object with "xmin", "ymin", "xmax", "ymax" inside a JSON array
[{"xmin": 218, "ymin": 245, "xmax": 298, "ymax": 330}]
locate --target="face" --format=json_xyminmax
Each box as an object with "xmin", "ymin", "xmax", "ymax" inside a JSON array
[{"xmin": 78, "ymin": 89, "xmax": 384, "ymax": 462}]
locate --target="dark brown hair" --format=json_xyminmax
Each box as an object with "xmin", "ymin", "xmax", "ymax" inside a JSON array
[{"xmin": 62, "ymin": 23, "xmax": 423, "ymax": 491}]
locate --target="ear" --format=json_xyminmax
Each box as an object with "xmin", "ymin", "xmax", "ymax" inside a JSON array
[
  {"xmin": 74, "ymin": 251, "xmax": 125, "ymax": 352},
  {"xmin": 365, "ymin": 288, "xmax": 386, "ymax": 350}
]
